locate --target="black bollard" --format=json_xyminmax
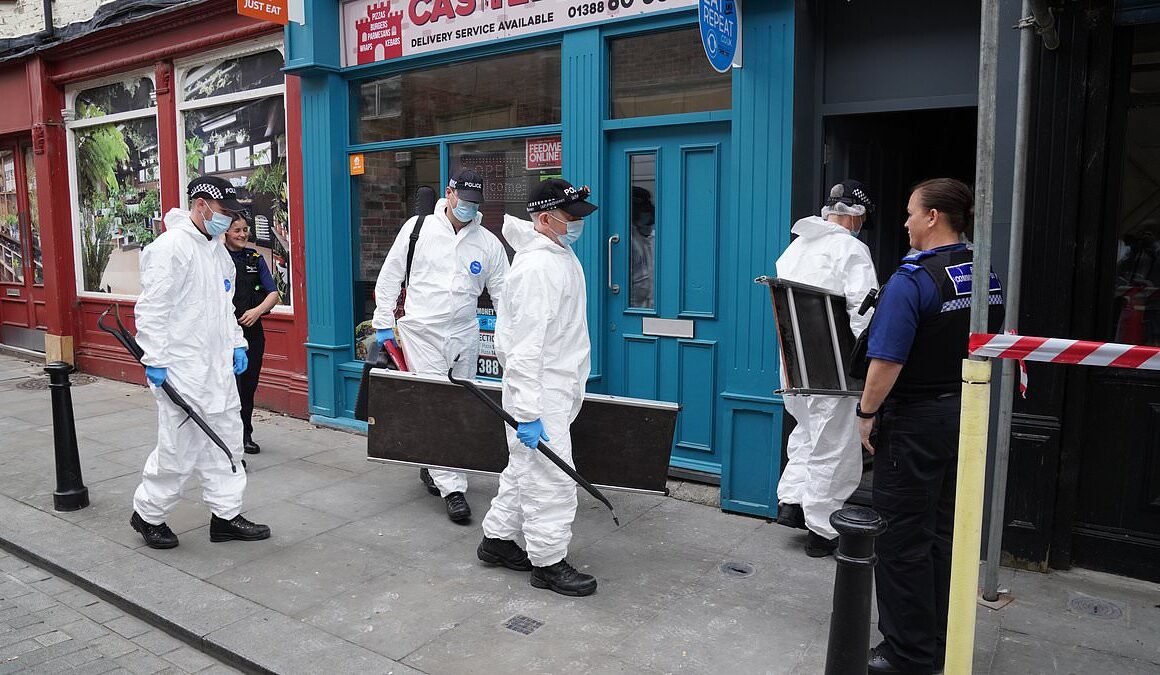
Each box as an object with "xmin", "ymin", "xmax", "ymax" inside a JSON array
[
  {"xmin": 44, "ymin": 362, "xmax": 89, "ymax": 511},
  {"xmin": 824, "ymin": 506, "xmax": 887, "ymax": 675}
]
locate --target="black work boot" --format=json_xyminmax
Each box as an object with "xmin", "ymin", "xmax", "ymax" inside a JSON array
[
  {"xmin": 804, "ymin": 530, "xmax": 838, "ymax": 557},
  {"xmin": 243, "ymin": 438, "xmax": 260, "ymax": 455},
  {"xmin": 130, "ymin": 512, "xmax": 178, "ymax": 549},
  {"xmin": 868, "ymin": 642, "xmax": 937, "ymax": 674},
  {"xmin": 210, "ymin": 514, "xmax": 271, "ymax": 542},
  {"xmin": 477, "ymin": 537, "xmax": 532, "ymax": 571},
  {"xmin": 444, "ymin": 492, "xmax": 471, "ymax": 523},
  {"xmin": 530, "ymin": 560, "xmax": 597, "ymax": 597},
  {"xmin": 775, "ymin": 502, "xmax": 806, "ymax": 530},
  {"xmin": 418, "ymin": 468, "xmax": 440, "ymax": 496}
]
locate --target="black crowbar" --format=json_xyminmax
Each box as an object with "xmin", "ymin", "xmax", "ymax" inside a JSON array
[
  {"xmin": 97, "ymin": 304, "xmax": 237, "ymax": 473},
  {"xmin": 447, "ymin": 361, "xmax": 620, "ymax": 526}
]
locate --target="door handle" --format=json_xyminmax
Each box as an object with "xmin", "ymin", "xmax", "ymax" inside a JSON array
[{"xmin": 607, "ymin": 234, "xmax": 620, "ymax": 294}]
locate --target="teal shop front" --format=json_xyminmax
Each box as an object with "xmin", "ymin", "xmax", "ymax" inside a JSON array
[{"xmin": 285, "ymin": 0, "xmax": 795, "ymax": 518}]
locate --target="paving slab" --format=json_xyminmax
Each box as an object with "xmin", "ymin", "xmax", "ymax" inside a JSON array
[{"xmin": 205, "ymin": 610, "xmax": 419, "ymax": 674}]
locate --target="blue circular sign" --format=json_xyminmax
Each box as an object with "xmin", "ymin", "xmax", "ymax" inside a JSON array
[
  {"xmin": 469, "ymin": 261, "xmax": 483, "ymax": 275},
  {"xmin": 699, "ymin": 0, "xmax": 739, "ymax": 74}
]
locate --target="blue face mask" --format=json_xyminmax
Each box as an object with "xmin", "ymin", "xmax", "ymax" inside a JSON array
[
  {"xmin": 202, "ymin": 206, "xmax": 233, "ymax": 237},
  {"xmin": 452, "ymin": 199, "xmax": 479, "ymax": 223},
  {"xmin": 555, "ymin": 216, "xmax": 585, "ymax": 247}
]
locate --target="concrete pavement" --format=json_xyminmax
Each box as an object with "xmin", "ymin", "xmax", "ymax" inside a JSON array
[{"xmin": 1, "ymin": 352, "xmax": 1158, "ymax": 673}]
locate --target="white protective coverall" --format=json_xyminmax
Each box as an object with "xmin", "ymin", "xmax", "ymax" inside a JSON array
[
  {"xmin": 372, "ymin": 199, "xmax": 508, "ymax": 496},
  {"xmin": 133, "ymin": 208, "xmax": 248, "ymax": 524},
  {"xmin": 775, "ymin": 215, "xmax": 878, "ymax": 538},
  {"xmin": 481, "ymin": 214, "xmax": 591, "ymax": 568}
]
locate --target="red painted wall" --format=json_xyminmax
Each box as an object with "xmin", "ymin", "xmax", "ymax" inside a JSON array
[{"xmin": 0, "ymin": 65, "xmax": 31, "ymax": 135}]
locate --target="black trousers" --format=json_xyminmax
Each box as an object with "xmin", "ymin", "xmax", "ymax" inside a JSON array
[
  {"xmin": 236, "ymin": 322, "xmax": 265, "ymax": 442},
  {"xmin": 872, "ymin": 393, "xmax": 960, "ymax": 672}
]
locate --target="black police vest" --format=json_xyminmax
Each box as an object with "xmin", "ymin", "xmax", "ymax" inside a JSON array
[
  {"xmin": 231, "ymin": 249, "xmax": 267, "ymax": 320},
  {"xmin": 892, "ymin": 249, "xmax": 1005, "ymax": 399}
]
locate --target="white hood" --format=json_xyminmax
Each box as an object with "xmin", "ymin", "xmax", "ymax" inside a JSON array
[
  {"xmin": 502, "ymin": 213, "xmax": 561, "ymax": 254},
  {"xmin": 790, "ymin": 215, "xmax": 851, "ymax": 240}
]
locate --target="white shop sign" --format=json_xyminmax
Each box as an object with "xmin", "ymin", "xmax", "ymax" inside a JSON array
[{"xmin": 342, "ymin": 0, "xmax": 697, "ymax": 67}]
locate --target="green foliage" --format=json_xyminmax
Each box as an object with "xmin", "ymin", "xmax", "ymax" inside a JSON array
[
  {"xmin": 247, "ymin": 156, "xmax": 288, "ymax": 226},
  {"xmin": 75, "ymin": 115, "xmax": 130, "ymax": 209},
  {"xmin": 247, "ymin": 158, "xmax": 287, "ymax": 201},
  {"xmin": 185, "ymin": 137, "xmax": 203, "ymax": 179},
  {"xmin": 125, "ymin": 188, "xmax": 161, "ymax": 247},
  {"xmin": 79, "ymin": 214, "xmax": 115, "ymax": 292}
]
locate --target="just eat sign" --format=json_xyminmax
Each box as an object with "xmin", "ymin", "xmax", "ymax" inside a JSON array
[{"xmin": 238, "ymin": 0, "xmax": 288, "ymax": 25}]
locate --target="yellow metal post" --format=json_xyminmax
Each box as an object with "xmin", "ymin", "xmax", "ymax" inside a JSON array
[{"xmin": 944, "ymin": 358, "xmax": 993, "ymax": 673}]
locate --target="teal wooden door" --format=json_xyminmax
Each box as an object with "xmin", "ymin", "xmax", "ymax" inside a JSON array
[{"xmin": 604, "ymin": 124, "xmax": 730, "ymax": 477}]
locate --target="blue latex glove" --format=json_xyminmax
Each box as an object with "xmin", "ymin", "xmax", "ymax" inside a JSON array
[
  {"xmin": 376, "ymin": 328, "xmax": 395, "ymax": 346},
  {"xmin": 144, "ymin": 366, "xmax": 167, "ymax": 387},
  {"xmin": 516, "ymin": 419, "xmax": 550, "ymax": 449},
  {"xmin": 233, "ymin": 347, "xmax": 249, "ymax": 375}
]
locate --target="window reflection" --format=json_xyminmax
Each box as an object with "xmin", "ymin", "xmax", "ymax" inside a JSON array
[
  {"xmin": 611, "ymin": 28, "xmax": 732, "ymax": 119},
  {"xmin": 182, "ymin": 50, "xmax": 284, "ymax": 101},
  {"xmin": 449, "ymin": 137, "xmax": 562, "ymax": 259},
  {"xmin": 0, "ymin": 149, "xmax": 20, "ymax": 284},
  {"xmin": 357, "ymin": 48, "xmax": 561, "ymax": 143},
  {"xmin": 24, "ymin": 146, "xmax": 40, "ymax": 285},
  {"xmin": 75, "ymin": 78, "xmax": 155, "ymax": 117},
  {"xmin": 1113, "ymin": 26, "xmax": 1160, "ymax": 346},
  {"xmin": 629, "ymin": 153, "xmax": 656, "ymax": 309},
  {"xmin": 184, "ymin": 97, "xmax": 289, "ymax": 304},
  {"xmin": 355, "ymin": 146, "xmax": 440, "ymax": 329},
  {"xmin": 74, "ymin": 118, "xmax": 160, "ymax": 295}
]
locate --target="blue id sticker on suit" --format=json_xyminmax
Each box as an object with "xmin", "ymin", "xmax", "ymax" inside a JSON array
[
  {"xmin": 224, "ymin": 279, "xmax": 232, "ymax": 292},
  {"xmin": 469, "ymin": 261, "xmax": 482, "ymax": 275}
]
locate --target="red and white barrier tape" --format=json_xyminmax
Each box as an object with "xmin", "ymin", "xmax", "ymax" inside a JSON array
[{"xmin": 969, "ymin": 333, "xmax": 1160, "ymax": 371}]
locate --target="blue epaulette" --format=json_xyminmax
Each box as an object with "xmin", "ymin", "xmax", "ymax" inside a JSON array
[
  {"xmin": 899, "ymin": 249, "xmax": 936, "ymax": 274},
  {"xmin": 902, "ymin": 249, "xmax": 936, "ymax": 263}
]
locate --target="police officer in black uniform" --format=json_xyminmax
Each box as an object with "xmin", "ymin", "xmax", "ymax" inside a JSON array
[
  {"xmin": 224, "ymin": 213, "xmax": 281, "ymax": 455},
  {"xmin": 855, "ymin": 179, "xmax": 1004, "ymax": 675}
]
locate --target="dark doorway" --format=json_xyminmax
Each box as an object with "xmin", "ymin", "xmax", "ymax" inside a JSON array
[
  {"xmin": 824, "ymin": 109, "xmax": 978, "ymax": 284},
  {"xmin": 821, "ymin": 108, "xmax": 978, "ymax": 505},
  {"xmin": 1066, "ymin": 23, "xmax": 1160, "ymax": 582}
]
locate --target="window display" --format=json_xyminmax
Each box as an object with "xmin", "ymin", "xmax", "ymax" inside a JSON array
[
  {"xmin": 180, "ymin": 47, "xmax": 291, "ymax": 307},
  {"xmin": 69, "ymin": 76, "xmax": 160, "ymax": 295}
]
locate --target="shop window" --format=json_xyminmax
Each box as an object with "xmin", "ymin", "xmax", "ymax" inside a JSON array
[
  {"xmin": 628, "ymin": 152, "xmax": 657, "ymax": 309},
  {"xmin": 448, "ymin": 136, "xmax": 563, "ymax": 256},
  {"xmin": 1112, "ymin": 26, "xmax": 1160, "ymax": 346},
  {"xmin": 25, "ymin": 146, "xmax": 41, "ymax": 285},
  {"xmin": 0, "ymin": 149, "xmax": 20, "ymax": 284},
  {"xmin": 180, "ymin": 45, "xmax": 292, "ymax": 308},
  {"xmin": 610, "ymin": 28, "xmax": 732, "ymax": 119},
  {"xmin": 357, "ymin": 48, "xmax": 561, "ymax": 143},
  {"xmin": 67, "ymin": 74, "xmax": 160, "ymax": 296},
  {"xmin": 355, "ymin": 146, "xmax": 440, "ymax": 324},
  {"xmin": 75, "ymin": 78, "xmax": 156, "ymax": 117},
  {"xmin": 182, "ymin": 49, "xmax": 284, "ymax": 101}
]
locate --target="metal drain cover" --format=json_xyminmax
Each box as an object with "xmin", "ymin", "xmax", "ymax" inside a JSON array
[
  {"xmin": 504, "ymin": 615, "xmax": 544, "ymax": 635},
  {"xmin": 16, "ymin": 374, "xmax": 98, "ymax": 390},
  {"xmin": 1068, "ymin": 595, "xmax": 1123, "ymax": 620},
  {"xmin": 719, "ymin": 561, "xmax": 755, "ymax": 578}
]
